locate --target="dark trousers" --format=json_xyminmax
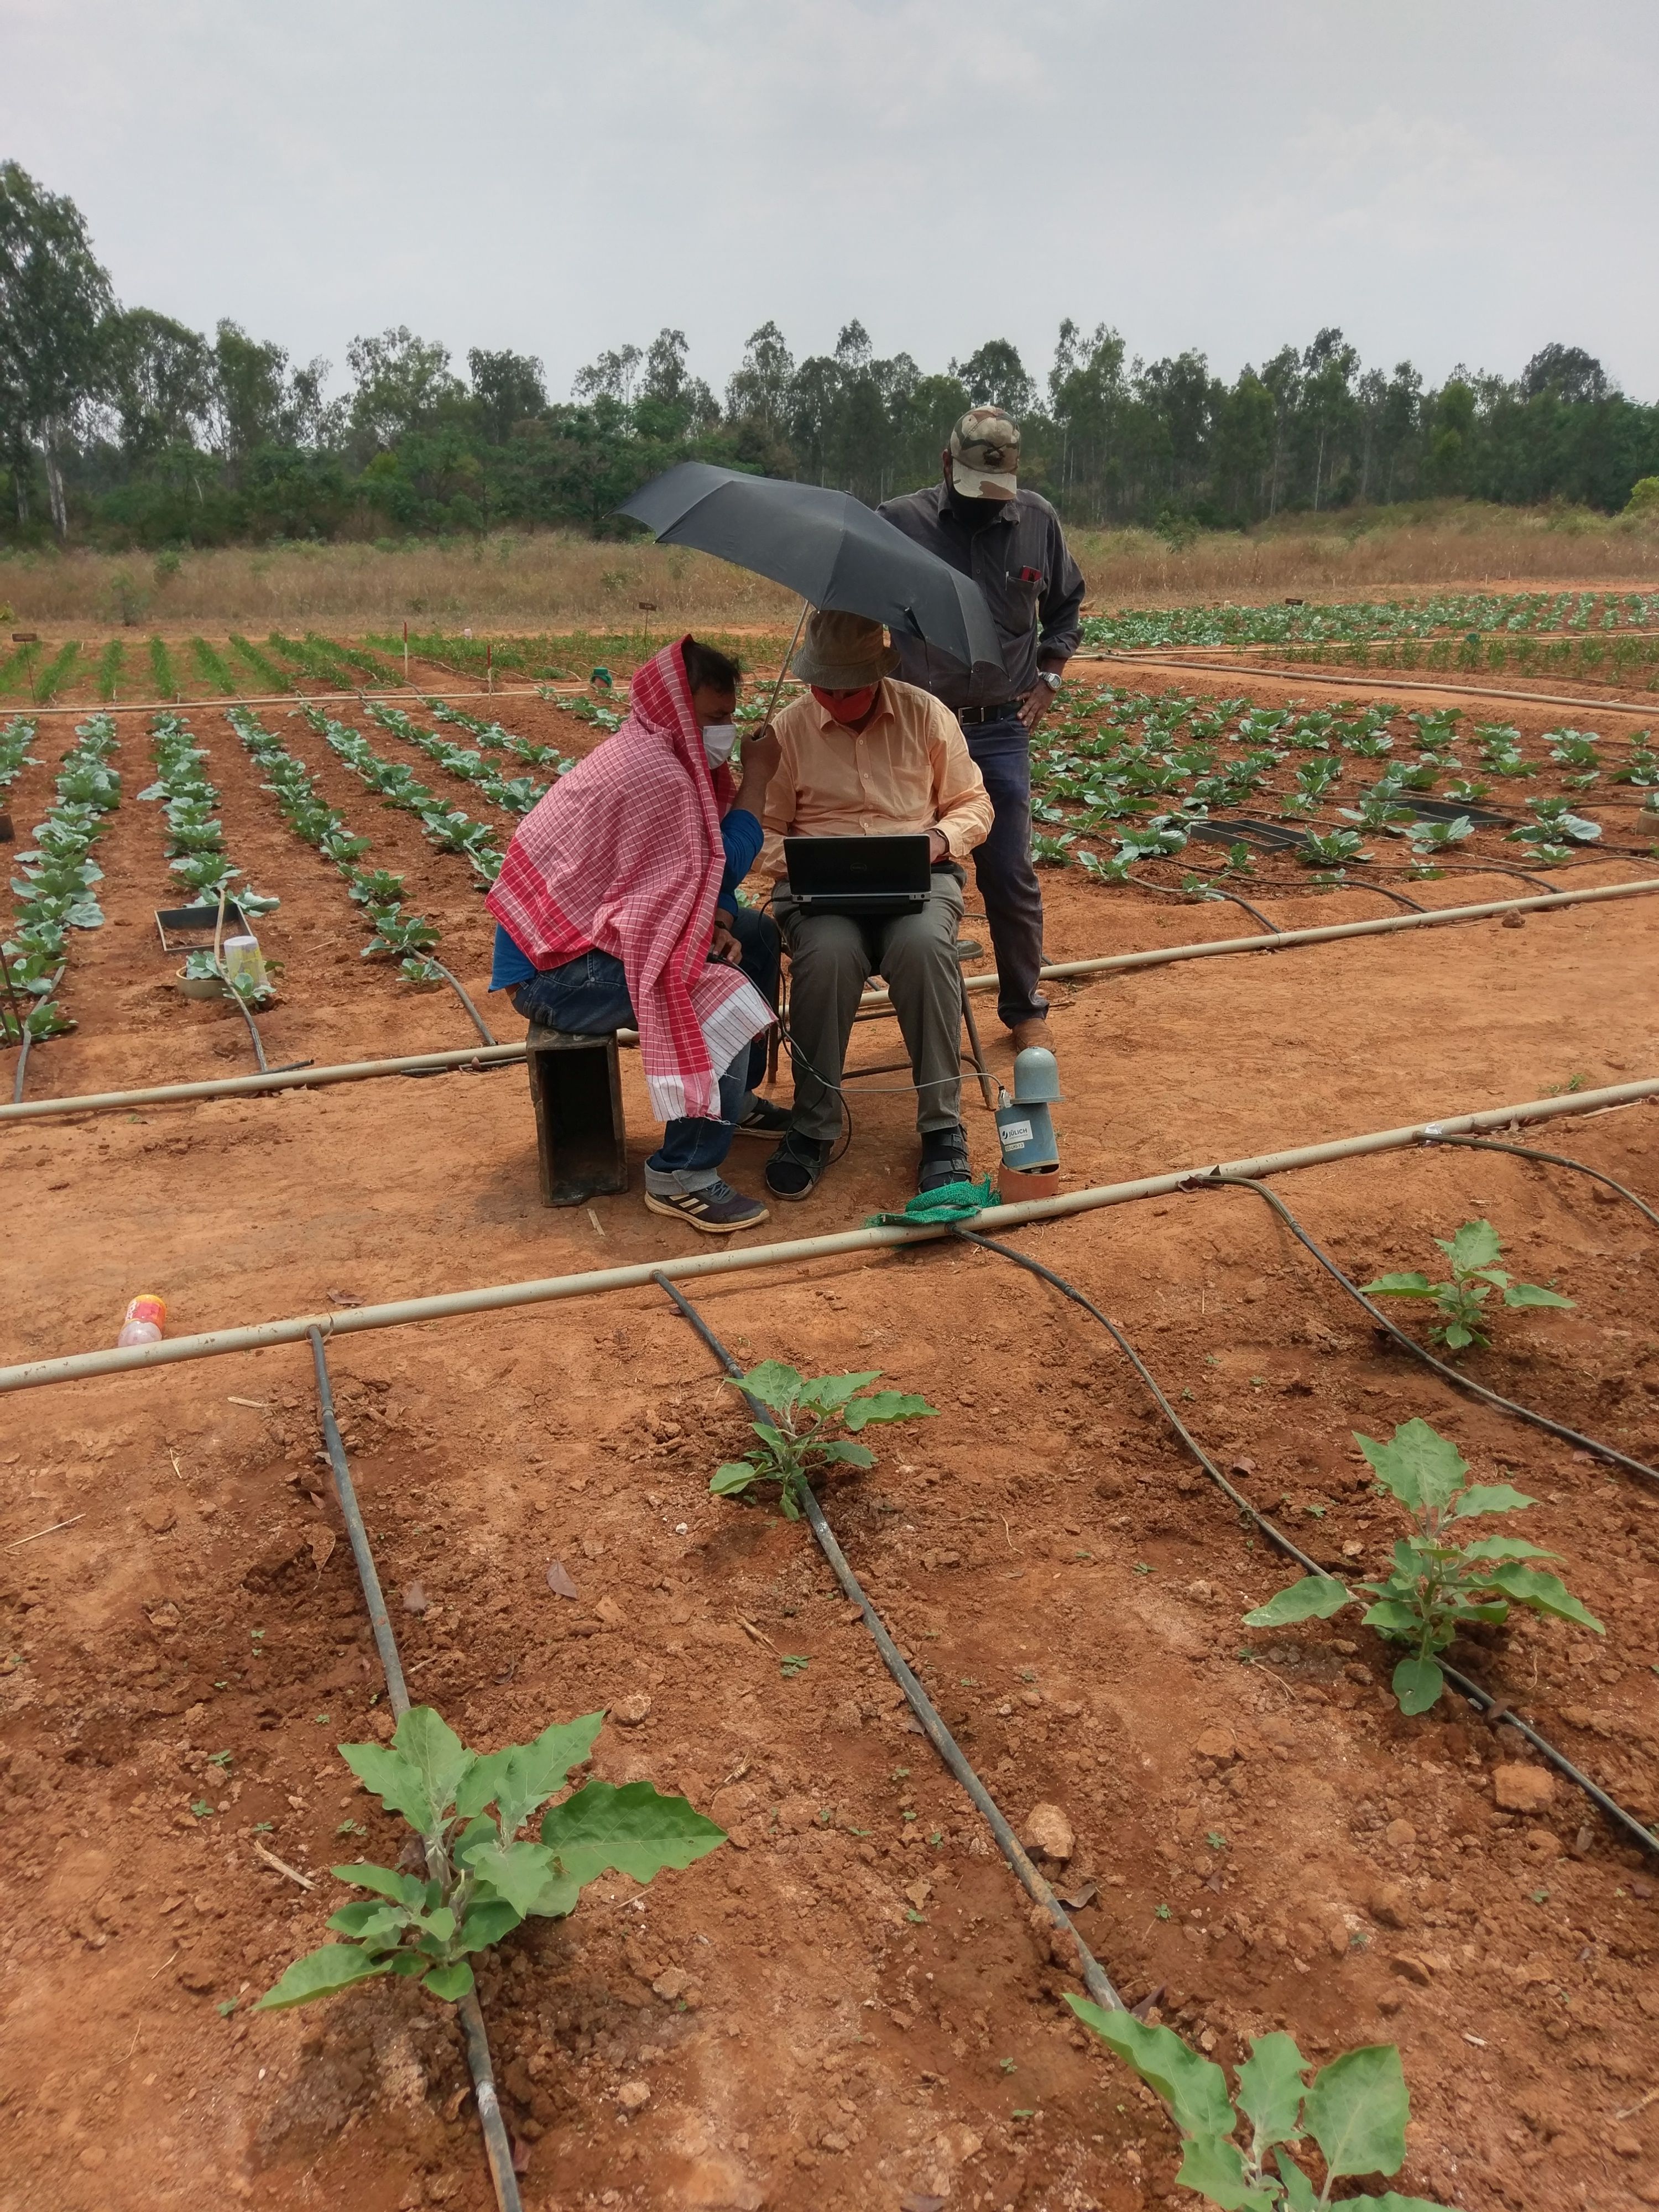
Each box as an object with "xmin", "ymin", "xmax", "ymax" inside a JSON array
[
  {"xmin": 510, "ymin": 905, "xmax": 779, "ymax": 1190},
  {"xmin": 964, "ymin": 715, "xmax": 1048, "ymax": 1029}
]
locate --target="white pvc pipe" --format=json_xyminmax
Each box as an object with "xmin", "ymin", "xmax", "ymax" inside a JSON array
[
  {"xmin": 3, "ymin": 1075, "xmax": 1653, "ymax": 1397},
  {"xmin": 7, "ymin": 876, "xmax": 1656, "ymax": 1125}
]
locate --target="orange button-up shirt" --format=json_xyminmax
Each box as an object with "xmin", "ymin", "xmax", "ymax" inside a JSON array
[{"xmin": 758, "ymin": 677, "xmax": 994, "ymax": 879}]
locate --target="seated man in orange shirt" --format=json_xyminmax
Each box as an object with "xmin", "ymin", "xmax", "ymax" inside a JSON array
[{"xmin": 759, "ymin": 609, "xmax": 993, "ymax": 1201}]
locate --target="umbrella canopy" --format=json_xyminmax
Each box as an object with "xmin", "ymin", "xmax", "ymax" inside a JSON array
[{"xmin": 618, "ymin": 462, "xmax": 1001, "ymax": 672}]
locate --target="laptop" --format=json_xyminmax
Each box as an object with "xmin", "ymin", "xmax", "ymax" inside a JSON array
[{"xmin": 784, "ymin": 834, "xmax": 933, "ymax": 915}]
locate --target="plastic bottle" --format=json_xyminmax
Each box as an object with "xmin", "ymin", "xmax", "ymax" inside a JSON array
[
  {"xmin": 117, "ymin": 1293, "xmax": 166, "ymax": 1347},
  {"xmin": 220, "ymin": 935, "xmax": 268, "ymax": 995}
]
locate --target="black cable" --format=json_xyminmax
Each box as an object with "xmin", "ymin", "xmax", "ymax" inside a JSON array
[
  {"xmin": 1421, "ymin": 1130, "xmax": 1659, "ymax": 1233},
  {"xmin": 309, "ymin": 1329, "xmax": 523, "ymax": 2211},
  {"xmin": 1195, "ymin": 1173, "xmax": 1659, "ymax": 1490},
  {"xmin": 651, "ymin": 1272, "xmax": 1125, "ymax": 2011},
  {"xmin": 952, "ymin": 1230, "xmax": 1659, "ymax": 1860}
]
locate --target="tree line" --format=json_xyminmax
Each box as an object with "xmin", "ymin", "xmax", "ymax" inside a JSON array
[{"xmin": 3, "ymin": 160, "xmax": 1656, "ymax": 550}]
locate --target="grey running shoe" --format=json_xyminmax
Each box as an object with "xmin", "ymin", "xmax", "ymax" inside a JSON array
[{"xmin": 643, "ymin": 1180, "xmax": 770, "ymax": 1235}]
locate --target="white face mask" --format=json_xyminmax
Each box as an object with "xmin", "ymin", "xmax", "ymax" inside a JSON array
[{"xmin": 702, "ymin": 722, "xmax": 737, "ymax": 767}]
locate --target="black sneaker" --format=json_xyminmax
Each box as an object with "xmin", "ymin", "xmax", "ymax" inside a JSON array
[
  {"xmin": 917, "ymin": 1124, "xmax": 971, "ymax": 1194},
  {"xmin": 643, "ymin": 1179, "xmax": 770, "ymax": 1235},
  {"xmin": 765, "ymin": 1131, "xmax": 832, "ymax": 1200},
  {"xmin": 732, "ymin": 1096, "xmax": 792, "ymax": 1139}
]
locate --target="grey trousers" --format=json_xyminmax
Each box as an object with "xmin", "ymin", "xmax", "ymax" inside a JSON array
[{"xmin": 777, "ymin": 873, "xmax": 966, "ymax": 1144}]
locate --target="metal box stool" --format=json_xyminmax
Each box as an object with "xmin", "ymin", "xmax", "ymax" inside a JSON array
[{"xmin": 525, "ymin": 1024, "xmax": 628, "ymax": 1206}]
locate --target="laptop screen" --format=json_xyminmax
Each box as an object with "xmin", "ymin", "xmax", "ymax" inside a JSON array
[{"xmin": 785, "ymin": 835, "xmax": 933, "ymax": 899}]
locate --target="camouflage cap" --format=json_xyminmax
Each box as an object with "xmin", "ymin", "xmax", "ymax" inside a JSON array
[{"xmin": 947, "ymin": 408, "xmax": 1020, "ymax": 500}]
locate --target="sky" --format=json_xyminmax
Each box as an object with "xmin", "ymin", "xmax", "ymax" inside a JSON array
[{"xmin": 8, "ymin": 0, "xmax": 1658, "ymax": 408}]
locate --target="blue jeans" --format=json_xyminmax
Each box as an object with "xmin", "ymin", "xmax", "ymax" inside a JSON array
[
  {"xmin": 964, "ymin": 716, "xmax": 1048, "ymax": 1029},
  {"xmin": 510, "ymin": 906, "xmax": 778, "ymax": 1192}
]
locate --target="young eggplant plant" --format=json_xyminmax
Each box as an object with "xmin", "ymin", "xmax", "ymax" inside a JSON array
[
  {"xmin": 1244, "ymin": 1418, "xmax": 1603, "ymax": 1714},
  {"xmin": 258, "ymin": 1704, "xmax": 723, "ymax": 2011},
  {"xmin": 712, "ymin": 1363, "xmax": 937, "ymax": 1519},
  {"xmin": 1363, "ymin": 1218, "xmax": 1572, "ymax": 1353},
  {"xmin": 1067, "ymin": 2002, "xmax": 1453, "ymax": 2211}
]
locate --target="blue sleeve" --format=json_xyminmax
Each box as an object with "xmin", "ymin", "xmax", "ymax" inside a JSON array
[
  {"xmin": 718, "ymin": 808, "xmax": 764, "ymax": 909},
  {"xmin": 489, "ymin": 921, "xmax": 537, "ymax": 992}
]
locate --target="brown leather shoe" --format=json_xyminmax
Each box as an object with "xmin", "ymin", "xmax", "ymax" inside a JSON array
[{"xmin": 1009, "ymin": 1018, "xmax": 1050, "ymax": 1051}]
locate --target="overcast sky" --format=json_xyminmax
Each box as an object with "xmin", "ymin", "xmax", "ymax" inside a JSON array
[{"xmin": 9, "ymin": 0, "xmax": 1657, "ymax": 406}]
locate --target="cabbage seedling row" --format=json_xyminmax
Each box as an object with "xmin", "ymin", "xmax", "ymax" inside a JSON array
[
  {"xmin": 1080, "ymin": 588, "xmax": 1659, "ymax": 653},
  {"xmin": 363, "ymin": 702, "xmax": 560, "ymax": 817},
  {"xmin": 227, "ymin": 707, "xmax": 449, "ymax": 986},
  {"xmin": 2, "ymin": 711, "xmax": 122, "ymax": 1047},
  {"xmin": 140, "ymin": 712, "xmax": 279, "ymax": 1008},
  {"xmin": 301, "ymin": 707, "xmax": 504, "ymax": 885}
]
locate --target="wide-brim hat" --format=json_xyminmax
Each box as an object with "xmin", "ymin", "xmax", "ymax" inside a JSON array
[{"xmin": 791, "ymin": 608, "xmax": 900, "ymax": 689}]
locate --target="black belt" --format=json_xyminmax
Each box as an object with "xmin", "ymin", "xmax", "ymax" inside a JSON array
[{"xmin": 956, "ymin": 702, "xmax": 1022, "ymax": 726}]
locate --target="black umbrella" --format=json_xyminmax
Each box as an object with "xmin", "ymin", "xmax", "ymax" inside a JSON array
[{"xmin": 617, "ymin": 462, "xmax": 1001, "ymax": 672}]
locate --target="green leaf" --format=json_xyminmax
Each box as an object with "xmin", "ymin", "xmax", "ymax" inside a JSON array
[
  {"xmin": 1276, "ymin": 2150, "xmax": 1318, "ymax": 2211},
  {"xmin": 337, "ymin": 1741, "xmax": 439, "ymax": 1835},
  {"xmin": 1501, "ymin": 1282, "xmax": 1574, "ymax": 1310},
  {"xmin": 457, "ymin": 1896, "xmax": 524, "ymax": 1951},
  {"xmin": 330, "ymin": 1861, "xmax": 425, "ymax": 1905},
  {"xmin": 843, "ymin": 1390, "xmax": 938, "ymax": 1431},
  {"xmin": 792, "ymin": 1369, "xmax": 881, "ymax": 1411},
  {"xmin": 255, "ymin": 1943, "xmax": 393, "ymax": 2011},
  {"xmin": 1235, "ymin": 2029, "xmax": 1308, "ymax": 2150},
  {"xmin": 1451, "ymin": 1483, "xmax": 1535, "ymax": 1517},
  {"xmin": 1243, "ymin": 1575, "xmax": 1350, "ymax": 1627},
  {"xmin": 1483, "ymin": 1564, "xmax": 1604, "ymax": 1632},
  {"xmin": 1063, "ymin": 1998, "xmax": 1235, "ymax": 2140},
  {"xmin": 421, "ymin": 1961, "xmax": 475, "ymax": 2001},
  {"xmin": 711, "ymin": 1462, "xmax": 757, "ymax": 1496},
  {"xmin": 539, "ymin": 1780, "xmax": 726, "ymax": 1886},
  {"xmin": 327, "ymin": 1901, "xmax": 405, "ymax": 1945},
  {"xmin": 815, "ymin": 1439, "xmax": 875, "ymax": 1468},
  {"xmin": 1391, "ymin": 1656, "xmax": 1446, "ymax": 1714},
  {"xmin": 1356, "ymin": 1420, "xmax": 1468, "ymax": 1514},
  {"xmin": 1175, "ymin": 2135, "xmax": 1271, "ymax": 2211},
  {"xmin": 1358, "ymin": 1600, "xmax": 1422, "ymax": 1640},
  {"xmin": 1361, "ymin": 1272, "xmax": 1434, "ymax": 1298},
  {"xmin": 453, "ymin": 1713, "xmax": 605, "ymax": 1836},
  {"xmin": 1339, "ymin": 2195, "xmax": 1458, "ymax": 2211},
  {"xmin": 466, "ymin": 1839, "xmax": 561, "ymax": 1916},
  {"xmin": 1439, "ymin": 1219, "xmax": 1502, "ymax": 1274},
  {"xmin": 1303, "ymin": 2044, "xmax": 1408, "ymax": 2180},
  {"xmin": 1458, "ymin": 1536, "xmax": 1558, "ymax": 1563},
  {"xmin": 732, "ymin": 1360, "xmax": 803, "ymax": 1415},
  {"xmin": 391, "ymin": 1707, "xmax": 471, "ymax": 1828}
]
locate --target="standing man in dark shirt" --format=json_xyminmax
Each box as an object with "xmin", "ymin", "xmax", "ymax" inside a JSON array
[{"xmin": 879, "ymin": 409, "xmax": 1085, "ymax": 1048}]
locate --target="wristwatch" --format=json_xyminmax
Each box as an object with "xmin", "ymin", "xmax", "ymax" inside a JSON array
[{"xmin": 1036, "ymin": 670, "xmax": 1062, "ymax": 695}]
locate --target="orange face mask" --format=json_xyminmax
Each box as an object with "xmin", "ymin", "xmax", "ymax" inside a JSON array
[{"xmin": 812, "ymin": 684, "xmax": 878, "ymax": 725}]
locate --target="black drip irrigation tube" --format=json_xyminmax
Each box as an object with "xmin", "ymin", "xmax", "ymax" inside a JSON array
[
  {"xmin": 429, "ymin": 960, "xmax": 498, "ymax": 1048},
  {"xmin": 11, "ymin": 963, "xmax": 65, "ymax": 1104},
  {"xmin": 649, "ymin": 1271, "xmax": 1124, "ymax": 2014},
  {"xmin": 1422, "ymin": 1130, "xmax": 1659, "ymax": 1234},
  {"xmin": 309, "ymin": 1327, "xmax": 523, "ymax": 2212},
  {"xmin": 1131, "ymin": 873, "xmax": 1283, "ymax": 937},
  {"xmin": 1196, "ymin": 1173, "xmax": 1659, "ymax": 1491},
  {"xmin": 950, "ymin": 1231, "xmax": 1659, "ymax": 1861}
]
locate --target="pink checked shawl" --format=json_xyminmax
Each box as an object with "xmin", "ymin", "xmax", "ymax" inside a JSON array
[{"xmin": 487, "ymin": 639, "xmax": 770, "ymax": 1121}]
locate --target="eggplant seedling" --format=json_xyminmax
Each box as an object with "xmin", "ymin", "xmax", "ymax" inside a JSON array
[
  {"xmin": 1363, "ymin": 1217, "xmax": 1572, "ymax": 1352},
  {"xmin": 1243, "ymin": 1418, "xmax": 1603, "ymax": 1715},
  {"xmin": 712, "ymin": 1362, "xmax": 936, "ymax": 1519},
  {"xmin": 1067, "ymin": 2003, "xmax": 1453, "ymax": 2210},
  {"xmin": 258, "ymin": 1704, "xmax": 723, "ymax": 2011}
]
